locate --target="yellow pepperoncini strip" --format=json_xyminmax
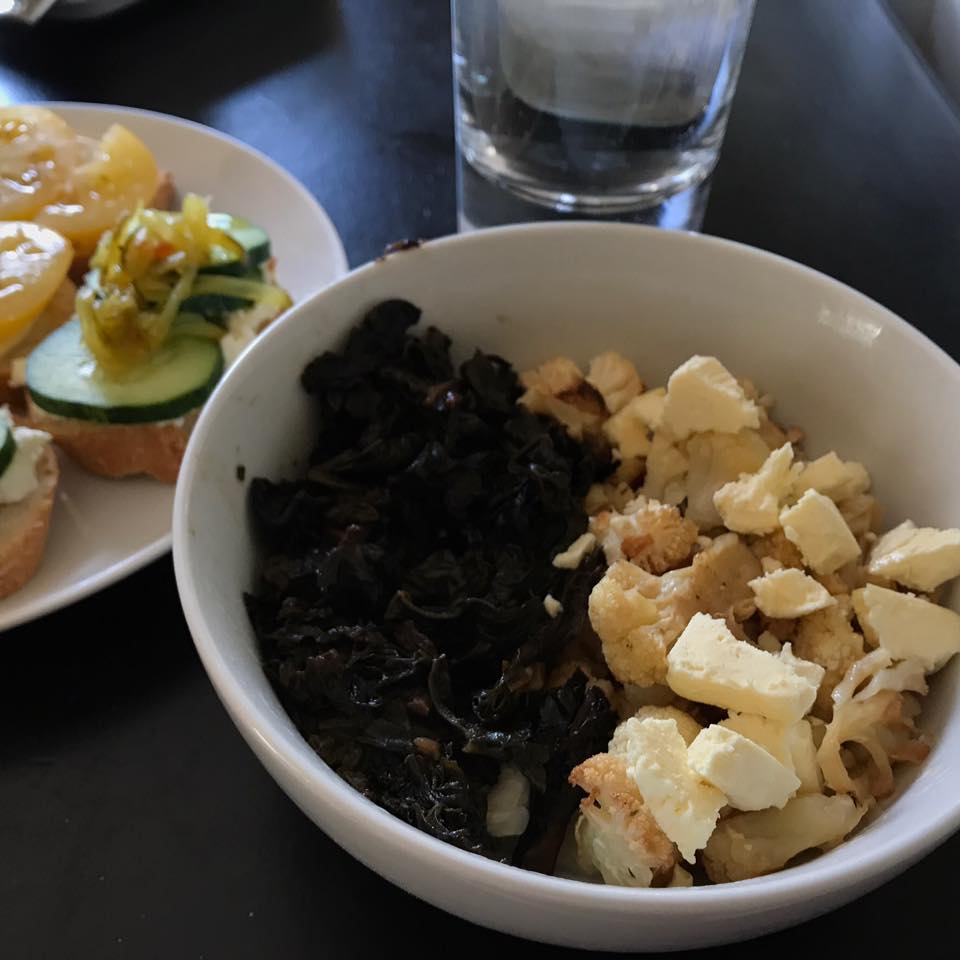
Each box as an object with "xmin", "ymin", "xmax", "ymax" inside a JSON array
[{"xmin": 77, "ymin": 194, "xmax": 244, "ymax": 375}]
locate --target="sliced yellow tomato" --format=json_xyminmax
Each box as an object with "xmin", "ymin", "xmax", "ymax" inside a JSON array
[
  {"xmin": 0, "ymin": 221, "xmax": 73, "ymax": 355},
  {"xmin": 35, "ymin": 124, "xmax": 160, "ymax": 257},
  {"xmin": 0, "ymin": 106, "xmax": 78, "ymax": 221}
]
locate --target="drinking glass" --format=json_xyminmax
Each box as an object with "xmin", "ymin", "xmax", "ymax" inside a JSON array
[{"xmin": 453, "ymin": 0, "xmax": 756, "ymax": 231}]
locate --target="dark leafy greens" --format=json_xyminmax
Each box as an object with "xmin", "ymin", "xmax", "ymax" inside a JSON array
[{"xmin": 247, "ymin": 299, "xmax": 616, "ymax": 867}]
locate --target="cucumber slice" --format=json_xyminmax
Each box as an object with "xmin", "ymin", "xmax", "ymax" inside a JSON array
[
  {"xmin": 204, "ymin": 213, "xmax": 271, "ymax": 271},
  {"xmin": 0, "ymin": 419, "xmax": 15, "ymax": 477},
  {"xmin": 27, "ymin": 319, "xmax": 224, "ymax": 425}
]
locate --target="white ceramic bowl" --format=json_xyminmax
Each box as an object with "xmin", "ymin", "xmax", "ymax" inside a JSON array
[{"xmin": 172, "ymin": 224, "xmax": 960, "ymax": 952}]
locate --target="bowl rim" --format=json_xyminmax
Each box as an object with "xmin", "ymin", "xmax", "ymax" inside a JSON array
[{"xmin": 173, "ymin": 221, "xmax": 960, "ymax": 910}]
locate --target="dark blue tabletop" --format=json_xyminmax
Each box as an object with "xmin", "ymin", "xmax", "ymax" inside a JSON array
[{"xmin": 2, "ymin": 1, "xmax": 959, "ymax": 957}]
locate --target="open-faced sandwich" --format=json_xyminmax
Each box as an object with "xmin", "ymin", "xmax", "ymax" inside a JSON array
[
  {"xmin": 0, "ymin": 404, "xmax": 56, "ymax": 599},
  {"xmin": 23, "ymin": 193, "xmax": 291, "ymax": 483},
  {"xmin": 0, "ymin": 106, "xmax": 172, "ymax": 263}
]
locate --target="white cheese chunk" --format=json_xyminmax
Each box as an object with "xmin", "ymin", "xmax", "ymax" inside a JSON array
[
  {"xmin": 687, "ymin": 725, "xmax": 800, "ymax": 811},
  {"xmin": 852, "ymin": 583, "xmax": 960, "ymax": 672},
  {"xmin": 616, "ymin": 717, "xmax": 726, "ymax": 863},
  {"xmin": 666, "ymin": 613, "xmax": 819, "ymax": 724},
  {"xmin": 713, "ymin": 444, "xmax": 800, "ymax": 535},
  {"xmin": 748, "ymin": 567, "xmax": 836, "ymax": 618},
  {"xmin": 720, "ymin": 712, "xmax": 793, "ymax": 766},
  {"xmin": 552, "ymin": 532, "xmax": 597, "ymax": 569},
  {"xmin": 867, "ymin": 520, "xmax": 960, "ymax": 592},
  {"xmin": 779, "ymin": 490, "xmax": 861, "ymax": 574},
  {"xmin": 793, "ymin": 452, "xmax": 870, "ymax": 502},
  {"xmin": 778, "ymin": 642, "xmax": 826, "ymax": 689},
  {"xmin": 661, "ymin": 356, "xmax": 760, "ymax": 440}
]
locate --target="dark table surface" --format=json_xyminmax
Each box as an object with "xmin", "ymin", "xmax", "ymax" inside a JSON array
[{"xmin": 2, "ymin": 1, "xmax": 960, "ymax": 957}]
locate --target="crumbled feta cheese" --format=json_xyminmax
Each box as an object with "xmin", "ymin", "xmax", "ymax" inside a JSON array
[
  {"xmin": 666, "ymin": 613, "xmax": 819, "ymax": 724},
  {"xmin": 586, "ymin": 351, "xmax": 643, "ymax": 414},
  {"xmin": 687, "ymin": 724, "xmax": 800, "ymax": 811},
  {"xmin": 713, "ymin": 443, "xmax": 800, "ymax": 534},
  {"xmin": 661, "ymin": 356, "xmax": 760, "ymax": 440},
  {"xmin": 852, "ymin": 583, "xmax": 960, "ymax": 672},
  {"xmin": 552, "ymin": 532, "xmax": 597, "ymax": 569},
  {"xmin": 779, "ymin": 490, "xmax": 861, "ymax": 574},
  {"xmin": 543, "ymin": 594, "xmax": 563, "ymax": 618},
  {"xmin": 778, "ymin": 641, "xmax": 826, "ymax": 689},
  {"xmin": 867, "ymin": 520, "xmax": 960, "ymax": 592},
  {"xmin": 0, "ymin": 407, "xmax": 51, "ymax": 505},
  {"xmin": 793, "ymin": 452, "xmax": 870, "ymax": 502},
  {"xmin": 684, "ymin": 429, "xmax": 770, "ymax": 529},
  {"xmin": 486, "ymin": 764, "xmax": 530, "ymax": 837},
  {"xmin": 720, "ymin": 712, "xmax": 793, "ymax": 766},
  {"xmin": 748, "ymin": 567, "xmax": 836, "ymax": 618},
  {"xmin": 616, "ymin": 717, "xmax": 726, "ymax": 862}
]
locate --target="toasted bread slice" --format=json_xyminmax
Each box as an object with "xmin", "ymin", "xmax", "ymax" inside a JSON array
[
  {"xmin": 0, "ymin": 277, "xmax": 77, "ymax": 405},
  {"xmin": 23, "ymin": 400, "xmax": 199, "ymax": 485},
  {"xmin": 0, "ymin": 444, "xmax": 59, "ymax": 599}
]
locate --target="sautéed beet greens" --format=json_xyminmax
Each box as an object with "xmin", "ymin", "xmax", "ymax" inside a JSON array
[{"xmin": 246, "ymin": 300, "xmax": 616, "ymax": 869}]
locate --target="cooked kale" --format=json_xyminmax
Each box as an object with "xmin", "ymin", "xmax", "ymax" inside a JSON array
[{"xmin": 247, "ymin": 299, "xmax": 616, "ymax": 866}]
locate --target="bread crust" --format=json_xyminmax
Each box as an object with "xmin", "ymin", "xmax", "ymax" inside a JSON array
[
  {"xmin": 23, "ymin": 400, "xmax": 198, "ymax": 484},
  {"xmin": 0, "ymin": 444, "xmax": 59, "ymax": 599}
]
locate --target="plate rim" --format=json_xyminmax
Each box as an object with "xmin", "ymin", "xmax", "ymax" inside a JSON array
[{"xmin": 0, "ymin": 101, "xmax": 348, "ymax": 632}]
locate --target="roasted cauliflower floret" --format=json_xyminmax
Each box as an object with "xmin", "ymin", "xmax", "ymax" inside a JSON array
[
  {"xmin": 519, "ymin": 356, "xmax": 605, "ymax": 439},
  {"xmin": 589, "ymin": 534, "xmax": 761, "ymax": 685},
  {"xmin": 703, "ymin": 794, "xmax": 866, "ymax": 883},
  {"xmin": 570, "ymin": 753, "xmax": 679, "ymax": 887},
  {"xmin": 792, "ymin": 596, "xmax": 866, "ymax": 719},
  {"xmin": 586, "ymin": 351, "xmax": 643, "ymax": 414},
  {"xmin": 590, "ymin": 496, "xmax": 698, "ymax": 574},
  {"xmin": 589, "ymin": 560, "xmax": 665, "ymax": 685},
  {"xmin": 750, "ymin": 529, "xmax": 806, "ymax": 569},
  {"xmin": 584, "ymin": 480, "xmax": 636, "ymax": 515},
  {"xmin": 641, "ymin": 430, "xmax": 689, "ymax": 504},
  {"xmin": 610, "ymin": 705, "xmax": 703, "ymax": 748}
]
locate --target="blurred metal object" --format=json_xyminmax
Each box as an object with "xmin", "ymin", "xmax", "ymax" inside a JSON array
[
  {"xmin": 0, "ymin": 0, "xmax": 59, "ymax": 24},
  {"xmin": 49, "ymin": 0, "xmax": 144, "ymax": 19},
  {"xmin": 0, "ymin": 0, "xmax": 144, "ymax": 21}
]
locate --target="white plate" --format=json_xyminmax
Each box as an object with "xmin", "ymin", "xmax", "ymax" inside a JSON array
[{"xmin": 0, "ymin": 103, "xmax": 348, "ymax": 632}]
